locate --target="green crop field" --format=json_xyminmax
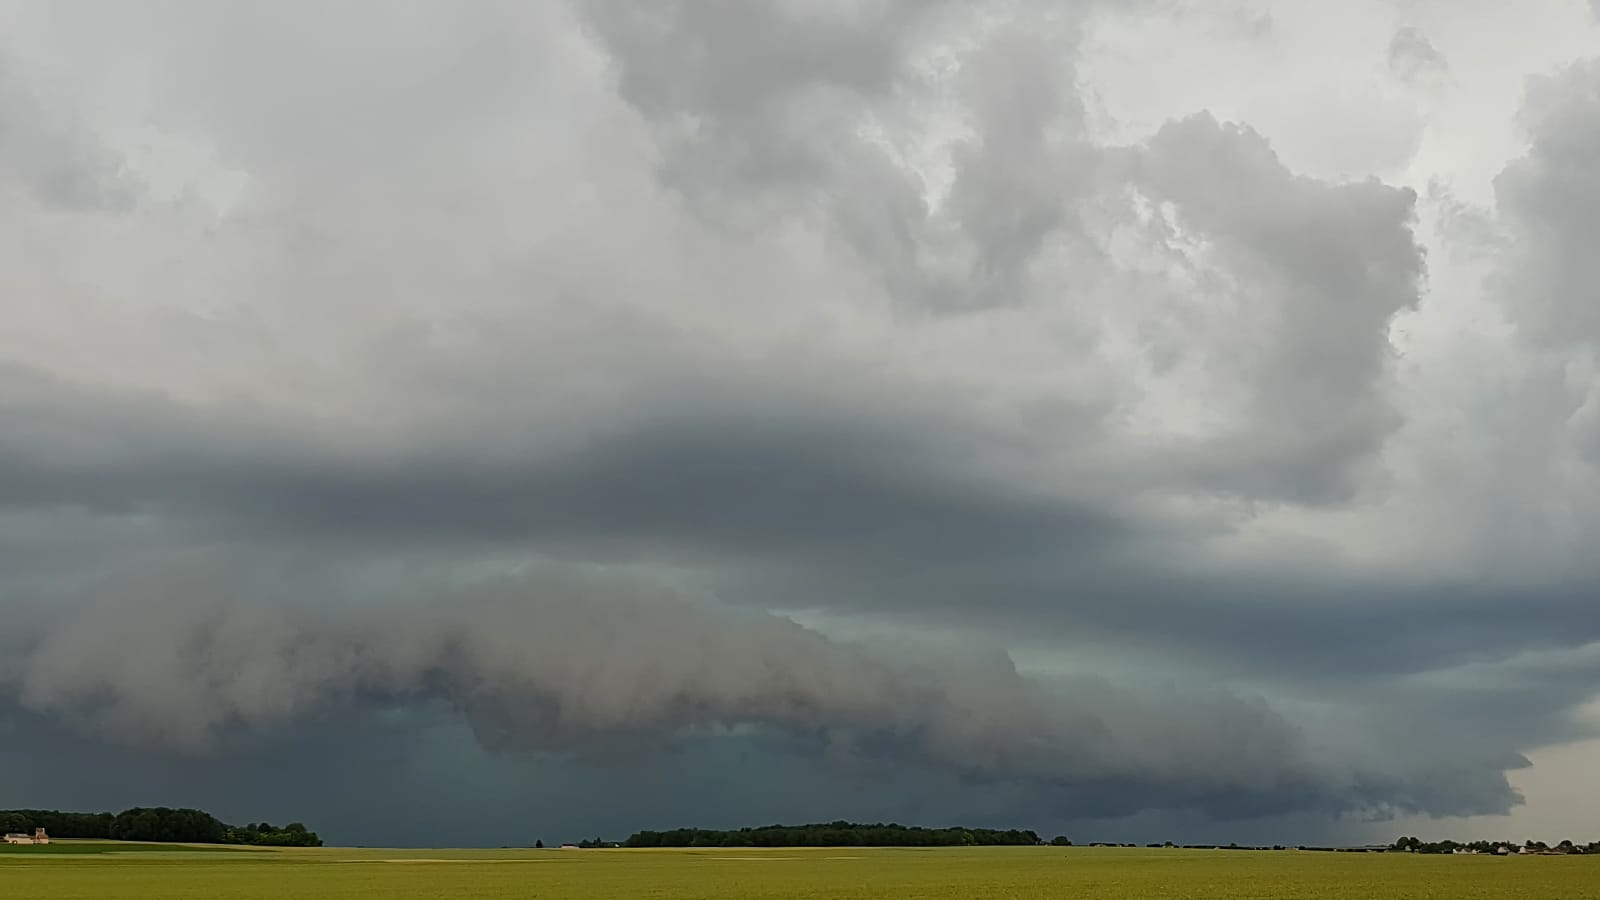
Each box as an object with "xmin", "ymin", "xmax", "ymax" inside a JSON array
[{"xmin": 3, "ymin": 842, "xmax": 1597, "ymax": 899}]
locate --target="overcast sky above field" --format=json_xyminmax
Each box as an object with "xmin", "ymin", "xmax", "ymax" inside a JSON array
[{"xmin": 1, "ymin": 0, "xmax": 1598, "ymax": 848}]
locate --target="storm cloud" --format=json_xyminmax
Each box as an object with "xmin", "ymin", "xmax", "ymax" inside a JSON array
[
  {"xmin": 2, "ymin": 0, "xmax": 1599, "ymax": 846},
  {"xmin": 0, "ymin": 567, "xmax": 1526, "ymax": 824}
]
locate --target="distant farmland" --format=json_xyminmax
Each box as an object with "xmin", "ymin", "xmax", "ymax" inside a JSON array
[{"xmin": 4, "ymin": 843, "xmax": 1594, "ymax": 899}]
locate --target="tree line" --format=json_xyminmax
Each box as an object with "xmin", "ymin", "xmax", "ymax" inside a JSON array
[
  {"xmin": 1392, "ymin": 836, "xmax": 1599, "ymax": 855},
  {"xmin": 623, "ymin": 821, "xmax": 1042, "ymax": 848},
  {"xmin": 0, "ymin": 808, "xmax": 322, "ymax": 847}
]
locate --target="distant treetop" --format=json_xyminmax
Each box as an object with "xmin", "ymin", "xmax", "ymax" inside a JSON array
[
  {"xmin": 0, "ymin": 808, "xmax": 321, "ymax": 847},
  {"xmin": 622, "ymin": 822, "xmax": 1041, "ymax": 848}
]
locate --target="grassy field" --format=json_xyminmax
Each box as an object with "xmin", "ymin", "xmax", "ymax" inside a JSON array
[{"xmin": 3, "ymin": 842, "xmax": 1597, "ymax": 899}]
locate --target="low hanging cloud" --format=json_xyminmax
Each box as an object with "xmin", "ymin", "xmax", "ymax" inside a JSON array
[{"xmin": 0, "ymin": 567, "xmax": 1522, "ymax": 822}]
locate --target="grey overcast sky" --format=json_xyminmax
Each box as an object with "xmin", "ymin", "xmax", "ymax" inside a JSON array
[{"xmin": 1, "ymin": 0, "xmax": 1598, "ymax": 848}]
